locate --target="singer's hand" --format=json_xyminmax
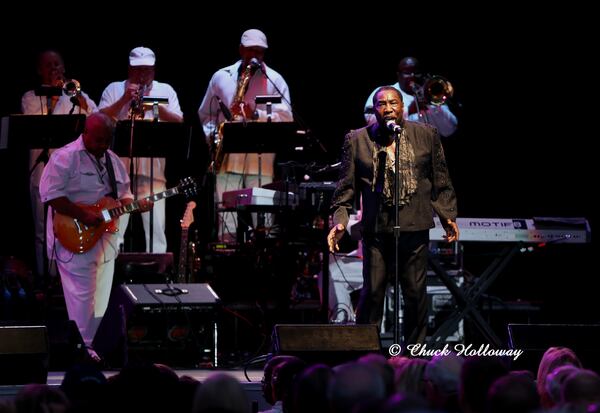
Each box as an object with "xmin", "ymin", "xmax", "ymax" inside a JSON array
[
  {"xmin": 443, "ymin": 219, "xmax": 460, "ymax": 243},
  {"xmin": 327, "ymin": 224, "xmax": 346, "ymax": 253}
]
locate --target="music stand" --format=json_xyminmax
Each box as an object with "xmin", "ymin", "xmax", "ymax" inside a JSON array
[
  {"xmin": 142, "ymin": 96, "xmax": 169, "ymax": 122},
  {"xmin": 34, "ymin": 86, "xmax": 63, "ymax": 115},
  {"xmin": 1, "ymin": 114, "xmax": 85, "ymax": 151},
  {"xmin": 255, "ymin": 95, "xmax": 282, "ymax": 123},
  {"xmin": 220, "ymin": 122, "xmax": 302, "ymax": 153},
  {"xmin": 0, "ymin": 114, "xmax": 85, "ymax": 285},
  {"xmin": 113, "ymin": 120, "xmax": 189, "ymax": 252}
]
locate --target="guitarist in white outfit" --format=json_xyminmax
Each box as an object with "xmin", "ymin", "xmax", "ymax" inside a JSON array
[{"xmin": 39, "ymin": 113, "xmax": 153, "ymax": 360}]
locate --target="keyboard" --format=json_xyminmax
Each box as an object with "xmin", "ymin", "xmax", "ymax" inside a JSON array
[
  {"xmin": 222, "ymin": 187, "xmax": 298, "ymax": 208},
  {"xmin": 430, "ymin": 217, "xmax": 591, "ymax": 243}
]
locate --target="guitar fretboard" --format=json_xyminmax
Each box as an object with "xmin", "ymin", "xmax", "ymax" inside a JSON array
[{"xmin": 108, "ymin": 187, "xmax": 181, "ymax": 219}]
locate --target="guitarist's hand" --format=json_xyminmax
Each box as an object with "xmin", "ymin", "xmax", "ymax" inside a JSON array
[
  {"xmin": 79, "ymin": 208, "xmax": 104, "ymax": 226},
  {"xmin": 137, "ymin": 199, "xmax": 154, "ymax": 213}
]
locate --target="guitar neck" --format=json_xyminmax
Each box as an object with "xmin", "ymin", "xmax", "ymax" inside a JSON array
[
  {"xmin": 107, "ymin": 186, "xmax": 181, "ymax": 219},
  {"xmin": 177, "ymin": 229, "xmax": 189, "ymax": 282}
]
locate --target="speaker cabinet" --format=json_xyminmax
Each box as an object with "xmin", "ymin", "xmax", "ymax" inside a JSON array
[
  {"xmin": 0, "ymin": 325, "xmax": 48, "ymax": 385},
  {"xmin": 94, "ymin": 283, "xmax": 219, "ymax": 368},
  {"xmin": 272, "ymin": 324, "xmax": 381, "ymax": 365},
  {"xmin": 46, "ymin": 319, "xmax": 86, "ymax": 370}
]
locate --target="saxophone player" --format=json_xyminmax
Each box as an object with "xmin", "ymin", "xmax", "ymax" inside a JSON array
[{"xmin": 198, "ymin": 29, "xmax": 293, "ymax": 243}]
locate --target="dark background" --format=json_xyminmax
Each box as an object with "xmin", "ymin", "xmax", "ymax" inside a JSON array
[{"xmin": 0, "ymin": 5, "xmax": 596, "ymax": 329}]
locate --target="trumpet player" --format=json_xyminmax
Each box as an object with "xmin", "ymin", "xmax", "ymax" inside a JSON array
[
  {"xmin": 198, "ymin": 29, "xmax": 293, "ymax": 243},
  {"xmin": 99, "ymin": 46, "xmax": 183, "ymax": 253},
  {"xmin": 364, "ymin": 57, "xmax": 458, "ymax": 138},
  {"xmin": 21, "ymin": 49, "xmax": 98, "ymax": 281}
]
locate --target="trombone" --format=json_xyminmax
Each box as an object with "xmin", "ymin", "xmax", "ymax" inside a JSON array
[
  {"xmin": 411, "ymin": 75, "xmax": 454, "ymax": 124},
  {"xmin": 412, "ymin": 75, "xmax": 454, "ymax": 106},
  {"xmin": 61, "ymin": 79, "xmax": 81, "ymax": 97}
]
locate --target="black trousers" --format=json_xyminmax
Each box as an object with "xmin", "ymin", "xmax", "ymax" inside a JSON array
[{"xmin": 356, "ymin": 230, "xmax": 429, "ymax": 344}]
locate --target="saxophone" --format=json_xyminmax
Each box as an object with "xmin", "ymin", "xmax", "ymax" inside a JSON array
[{"xmin": 211, "ymin": 61, "xmax": 256, "ymax": 172}]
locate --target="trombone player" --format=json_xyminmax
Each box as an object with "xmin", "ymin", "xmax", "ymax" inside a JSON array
[
  {"xmin": 364, "ymin": 56, "xmax": 458, "ymax": 138},
  {"xmin": 21, "ymin": 49, "xmax": 98, "ymax": 282}
]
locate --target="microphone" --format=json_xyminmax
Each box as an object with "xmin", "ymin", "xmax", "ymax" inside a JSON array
[
  {"xmin": 250, "ymin": 57, "xmax": 260, "ymax": 68},
  {"xmin": 386, "ymin": 120, "xmax": 403, "ymax": 134},
  {"xmin": 250, "ymin": 57, "xmax": 263, "ymax": 74},
  {"xmin": 216, "ymin": 96, "xmax": 233, "ymax": 121}
]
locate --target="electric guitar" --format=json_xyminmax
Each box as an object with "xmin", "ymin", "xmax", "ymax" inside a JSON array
[
  {"xmin": 177, "ymin": 201, "xmax": 196, "ymax": 283},
  {"xmin": 53, "ymin": 177, "xmax": 197, "ymax": 254}
]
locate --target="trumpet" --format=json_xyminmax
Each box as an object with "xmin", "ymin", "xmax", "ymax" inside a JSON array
[
  {"xmin": 412, "ymin": 75, "xmax": 454, "ymax": 106},
  {"xmin": 130, "ymin": 84, "xmax": 147, "ymax": 118},
  {"xmin": 61, "ymin": 79, "xmax": 81, "ymax": 97}
]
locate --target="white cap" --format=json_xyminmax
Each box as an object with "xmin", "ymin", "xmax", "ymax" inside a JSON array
[
  {"xmin": 129, "ymin": 47, "xmax": 155, "ymax": 66},
  {"xmin": 240, "ymin": 29, "xmax": 268, "ymax": 49}
]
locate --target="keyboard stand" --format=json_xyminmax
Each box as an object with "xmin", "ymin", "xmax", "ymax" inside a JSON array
[{"xmin": 427, "ymin": 243, "xmax": 521, "ymax": 348}]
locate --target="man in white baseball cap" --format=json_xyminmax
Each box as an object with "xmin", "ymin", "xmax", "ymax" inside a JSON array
[
  {"xmin": 240, "ymin": 29, "xmax": 269, "ymax": 49},
  {"xmin": 98, "ymin": 46, "xmax": 183, "ymax": 254},
  {"xmin": 128, "ymin": 46, "xmax": 156, "ymax": 66},
  {"xmin": 198, "ymin": 29, "xmax": 293, "ymax": 243}
]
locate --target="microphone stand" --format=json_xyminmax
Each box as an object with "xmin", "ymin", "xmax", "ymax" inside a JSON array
[
  {"xmin": 127, "ymin": 97, "xmax": 139, "ymax": 252},
  {"xmin": 392, "ymin": 127, "xmax": 402, "ymax": 346}
]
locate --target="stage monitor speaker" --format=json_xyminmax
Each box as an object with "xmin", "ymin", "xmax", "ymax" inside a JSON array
[
  {"xmin": 508, "ymin": 323, "xmax": 600, "ymax": 371},
  {"xmin": 272, "ymin": 324, "xmax": 381, "ymax": 365},
  {"xmin": 0, "ymin": 325, "xmax": 48, "ymax": 385},
  {"xmin": 94, "ymin": 283, "xmax": 220, "ymax": 368},
  {"xmin": 46, "ymin": 319, "xmax": 86, "ymax": 370}
]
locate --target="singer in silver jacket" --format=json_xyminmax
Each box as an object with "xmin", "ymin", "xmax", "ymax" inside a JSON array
[{"xmin": 328, "ymin": 86, "xmax": 458, "ymax": 344}]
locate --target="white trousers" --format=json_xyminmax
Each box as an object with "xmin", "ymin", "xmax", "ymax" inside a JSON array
[
  {"xmin": 117, "ymin": 175, "xmax": 167, "ymax": 253},
  {"xmin": 55, "ymin": 242, "xmax": 115, "ymax": 346}
]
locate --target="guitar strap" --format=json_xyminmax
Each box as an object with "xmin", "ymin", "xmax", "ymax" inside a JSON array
[{"xmin": 104, "ymin": 152, "xmax": 119, "ymax": 199}]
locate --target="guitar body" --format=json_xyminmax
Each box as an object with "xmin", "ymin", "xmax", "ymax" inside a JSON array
[
  {"xmin": 52, "ymin": 177, "xmax": 197, "ymax": 255},
  {"xmin": 53, "ymin": 197, "xmax": 120, "ymax": 254}
]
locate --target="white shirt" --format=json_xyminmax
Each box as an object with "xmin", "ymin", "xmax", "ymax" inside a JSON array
[
  {"xmin": 40, "ymin": 136, "xmax": 133, "ymax": 261},
  {"xmin": 22, "ymin": 89, "xmax": 97, "ymax": 116},
  {"xmin": 198, "ymin": 61, "xmax": 293, "ymax": 176},
  {"xmin": 98, "ymin": 80, "xmax": 183, "ymax": 184},
  {"xmin": 98, "ymin": 80, "xmax": 183, "ymax": 121}
]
